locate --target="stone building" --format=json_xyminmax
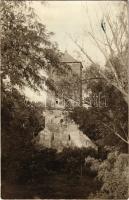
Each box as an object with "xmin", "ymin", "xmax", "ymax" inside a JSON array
[{"xmin": 45, "ymin": 50, "xmax": 82, "ymax": 109}]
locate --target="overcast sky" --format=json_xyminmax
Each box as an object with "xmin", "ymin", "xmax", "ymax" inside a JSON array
[
  {"xmin": 32, "ymin": 1, "xmax": 120, "ymax": 66},
  {"xmin": 25, "ymin": 1, "xmax": 122, "ymax": 102}
]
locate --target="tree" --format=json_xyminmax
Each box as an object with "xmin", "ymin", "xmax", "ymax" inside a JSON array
[
  {"xmin": 71, "ymin": 1, "xmax": 128, "ymax": 105},
  {"xmin": 1, "ymin": 88, "xmax": 45, "ymax": 183},
  {"xmin": 82, "ymin": 63, "xmax": 128, "ymax": 149},
  {"xmin": 1, "ymin": 1, "xmax": 61, "ymax": 92},
  {"xmin": 70, "ymin": 61, "xmax": 128, "ymax": 152},
  {"xmin": 70, "ymin": 1, "xmax": 128, "ymax": 144},
  {"xmin": 1, "ymin": 1, "xmax": 62, "ymax": 186},
  {"xmin": 97, "ymin": 152, "xmax": 129, "ymax": 199}
]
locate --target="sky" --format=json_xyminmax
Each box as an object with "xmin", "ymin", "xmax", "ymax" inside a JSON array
[
  {"xmin": 24, "ymin": 1, "xmax": 122, "ymax": 102},
  {"xmin": 32, "ymin": 1, "xmax": 120, "ymax": 66}
]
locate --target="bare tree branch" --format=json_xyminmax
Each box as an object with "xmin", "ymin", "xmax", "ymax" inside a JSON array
[{"xmin": 101, "ymin": 122, "xmax": 129, "ymax": 144}]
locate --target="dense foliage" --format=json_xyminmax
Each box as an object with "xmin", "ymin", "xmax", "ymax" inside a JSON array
[
  {"xmin": 20, "ymin": 147, "xmax": 99, "ymax": 183},
  {"xmin": 1, "ymin": 1, "xmax": 61, "ymax": 91},
  {"xmin": 1, "ymin": 0, "xmax": 60, "ymax": 185},
  {"xmin": 70, "ymin": 106, "xmax": 127, "ymax": 153},
  {"xmin": 98, "ymin": 152, "xmax": 128, "ymax": 199},
  {"xmin": 70, "ymin": 61, "xmax": 128, "ymax": 199},
  {"xmin": 1, "ymin": 88, "xmax": 45, "ymax": 183},
  {"xmin": 89, "ymin": 152, "xmax": 129, "ymax": 199},
  {"xmin": 71, "ymin": 63, "xmax": 128, "ymax": 152}
]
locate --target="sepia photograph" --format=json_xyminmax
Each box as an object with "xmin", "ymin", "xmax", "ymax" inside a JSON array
[{"xmin": 1, "ymin": 0, "xmax": 129, "ymax": 199}]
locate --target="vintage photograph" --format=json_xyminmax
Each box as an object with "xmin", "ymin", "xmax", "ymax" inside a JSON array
[{"xmin": 1, "ymin": 0, "xmax": 128, "ymax": 199}]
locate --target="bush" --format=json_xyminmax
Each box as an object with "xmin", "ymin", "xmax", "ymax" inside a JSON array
[
  {"xmin": 96, "ymin": 151, "xmax": 129, "ymax": 199},
  {"xmin": 21, "ymin": 147, "xmax": 100, "ymax": 182},
  {"xmin": 1, "ymin": 88, "xmax": 45, "ymax": 183},
  {"xmin": 85, "ymin": 156, "xmax": 101, "ymax": 175},
  {"xmin": 70, "ymin": 106, "xmax": 128, "ymax": 153},
  {"xmin": 58, "ymin": 147, "xmax": 98, "ymax": 176}
]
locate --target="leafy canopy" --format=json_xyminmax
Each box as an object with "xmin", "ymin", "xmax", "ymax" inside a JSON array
[{"xmin": 1, "ymin": 1, "xmax": 61, "ymax": 91}]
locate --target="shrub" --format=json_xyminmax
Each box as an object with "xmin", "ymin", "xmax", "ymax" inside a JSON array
[
  {"xmin": 70, "ymin": 106, "xmax": 128, "ymax": 153},
  {"xmin": 1, "ymin": 88, "xmax": 45, "ymax": 183},
  {"xmin": 97, "ymin": 151, "xmax": 129, "ymax": 199},
  {"xmin": 85, "ymin": 156, "xmax": 101, "ymax": 174}
]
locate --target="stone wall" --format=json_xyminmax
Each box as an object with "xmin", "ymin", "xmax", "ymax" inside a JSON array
[{"xmin": 35, "ymin": 110, "xmax": 97, "ymax": 152}]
